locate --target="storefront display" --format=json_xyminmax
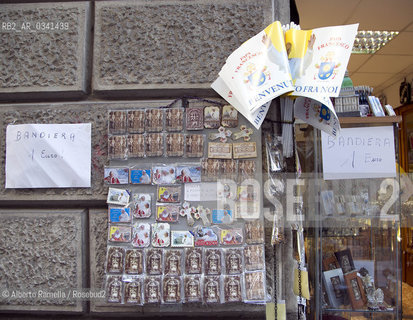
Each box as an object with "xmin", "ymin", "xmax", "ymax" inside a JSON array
[{"xmin": 102, "ymin": 101, "xmax": 266, "ymax": 306}]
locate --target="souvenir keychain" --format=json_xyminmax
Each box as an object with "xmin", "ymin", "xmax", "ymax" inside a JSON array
[
  {"xmin": 196, "ymin": 205, "xmax": 211, "ymax": 226},
  {"xmin": 208, "ymin": 126, "xmax": 232, "ymax": 143},
  {"xmin": 232, "ymin": 125, "xmax": 253, "ymax": 141},
  {"xmin": 179, "ymin": 201, "xmax": 196, "ymax": 226}
]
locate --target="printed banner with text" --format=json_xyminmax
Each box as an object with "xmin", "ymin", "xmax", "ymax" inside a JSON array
[{"xmin": 212, "ymin": 21, "xmax": 358, "ymax": 135}]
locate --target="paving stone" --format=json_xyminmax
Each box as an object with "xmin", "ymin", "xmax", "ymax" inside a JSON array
[
  {"xmin": 0, "ymin": 209, "xmax": 85, "ymax": 312},
  {"xmin": 0, "ymin": 2, "xmax": 91, "ymax": 100},
  {"xmin": 93, "ymin": 0, "xmax": 272, "ymax": 95}
]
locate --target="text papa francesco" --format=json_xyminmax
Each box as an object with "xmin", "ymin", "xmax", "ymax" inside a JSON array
[{"xmin": 15, "ymin": 131, "xmax": 76, "ymax": 142}]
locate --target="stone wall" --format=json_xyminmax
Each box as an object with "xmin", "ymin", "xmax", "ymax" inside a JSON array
[{"xmin": 0, "ymin": 0, "xmax": 293, "ymax": 318}]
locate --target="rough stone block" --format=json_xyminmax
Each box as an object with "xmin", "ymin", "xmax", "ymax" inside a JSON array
[
  {"xmin": 0, "ymin": 209, "xmax": 85, "ymax": 312},
  {"xmin": 93, "ymin": 0, "xmax": 273, "ymax": 96},
  {"xmin": 0, "ymin": 100, "xmax": 179, "ymax": 203},
  {"xmin": 0, "ymin": 2, "xmax": 91, "ymax": 101}
]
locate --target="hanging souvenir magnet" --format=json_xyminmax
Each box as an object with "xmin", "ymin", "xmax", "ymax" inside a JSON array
[
  {"xmin": 179, "ymin": 201, "xmax": 196, "ymax": 226},
  {"xmin": 208, "ymin": 126, "xmax": 232, "ymax": 143},
  {"xmin": 196, "ymin": 205, "xmax": 211, "ymax": 226},
  {"xmin": 232, "ymin": 125, "xmax": 253, "ymax": 141}
]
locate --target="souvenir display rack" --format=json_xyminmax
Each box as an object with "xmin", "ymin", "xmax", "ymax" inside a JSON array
[{"xmin": 102, "ymin": 98, "xmax": 268, "ymax": 309}]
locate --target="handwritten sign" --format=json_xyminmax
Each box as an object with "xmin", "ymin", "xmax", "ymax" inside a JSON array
[
  {"xmin": 321, "ymin": 126, "xmax": 396, "ymax": 180},
  {"xmin": 5, "ymin": 123, "xmax": 91, "ymax": 188}
]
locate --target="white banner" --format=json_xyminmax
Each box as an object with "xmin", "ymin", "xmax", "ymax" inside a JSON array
[{"xmin": 5, "ymin": 123, "xmax": 91, "ymax": 188}]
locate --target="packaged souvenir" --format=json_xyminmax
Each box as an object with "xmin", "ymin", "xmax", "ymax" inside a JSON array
[
  {"xmin": 244, "ymin": 271, "xmax": 266, "ymax": 302},
  {"xmin": 124, "ymin": 249, "xmax": 144, "ymax": 274},
  {"xmin": 185, "ymin": 134, "xmax": 205, "ymax": 158},
  {"xmin": 156, "ymin": 205, "xmax": 180, "ymax": 222},
  {"xmin": 223, "ymin": 275, "xmax": 242, "ymax": 303},
  {"xmin": 204, "ymin": 248, "xmax": 222, "ymax": 275},
  {"xmin": 130, "ymin": 167, "xmax": 152, "ymax": 185},
  {"xmin": 106, "ymin": 275, "xmax": 123, "ymax": 303},
  {"xmin": 165, "ymin": 133, "xmax": 185, "ymax": 157},
  {"xmin": 157, "ymin": 186, "xmax": 181, "ymax": 203},
  {"xmin": 224, "ymin": 248, "xmax": 243, "ymax": 275},
  {"xmin": 179, "ymin": 201, "xmax": 197, "ymax": 226},
  {"xmin": 212, "ymin": 209, "xmax": 233, "ymax": 224},
  {"xmin": 203, "ymin": 276, "xmax": 221, "ymax": 304},
  {"xmin": 146, "ymin": 133, "xmax": 164, "ymax": 157},
  {"xmin": 237, "ymin": 185, "xmax": 259, "ymax": 201},
  {"xmin": 162, "ymin": 276, "xmax": 182, "ymax": 303},
  {"xmin": 208, "ymin": 142, "xmax": 233, "ymax": 159},
  {"xmin": 123, "ymin": 276, "xmax": 143, "ymax": 304},
  {"xmin": 171, "ymin": 231, "xmax": 195, "ymax": 247},
  {"xmin": 176, "ymin": 165, "xmax": 201, "ymax": 183},
  {"xmin": 132, "ymin": 193, "xmax": 152, "ymax": 219},
  {"xmin": 127, "ymin": 134, "xmax": 145, "ymax": 158},
  {"xmin": 221, "ymin": 105, "xmax": 238, "ymax": 128},
  {"xmin": 127, "ymin": 109, "xmax": 145, "ymax": 134},
  {"xmin": 164, "ymin": 249, "xmax": 182, "ymax": 276},
  {"xmin": 238, "ymin": 160, "xmax": 256, "ymax": 179},
  {"xmin": 108, "ymin": 206, "xmax": 131, "ymax": 223},
  {"xmin": 233, "ymin": 142, "xmax": 257, "ymax": 159},
  {"xmin": 184, "ymin": 275, "xmax": 202, "ymax": 303},
  {"xmin": 186, "ymin": 107, "xmax": 204, "ymax": 130},
  {"xmin": 145, "ymin": 248, "xmax": 163, "ymax": 275},
  {"xmin": 220, "ymin": 228, "xmax": 243, "ymax": 246},
  {"xmin": 106, "ymin": 246, "xmax": 125, "ymax": 274},
  {"xmin": 233, "ymin": 125, "xmax": 254, "ymax": 141},
  {"xmin": 209, "ymin": 126, "xmax": 232, "ymax": 143},
  {"xmin": 108, "ymin": 225, "xmax": 132, "ymax": 243},
  {"xmin": 146, "ymin": 108, "xmax": 164, "ymax": 132},
  {"xmin": 221, "ymin": 159, "xmax": 237, "ymax": 180},
  {"xmin": 107, "ymin": 188, "xmax": 130, "ymax": 206},
  {"xmin": 165, "ymin": 108, "xmax": 184, "ymax": 132},
  {"xmin": 245, "ymin": 220, "xmax": 265, "ymax": 244},
  {"xmin": 131, "ymin": 222, "xmax": 151, "ymax": 248},
  {"xmin": 108, "ymin": 110, "xmax": 127, "ymax": 135},
  {"xmin": 104, "ymin": 167, "xmax": 129, "ymax": 185},
  {"xmin": 244, "ymin": 245, "xmax": 265, "ymax": 271},
  {"xmin": 144, "ymin": 276, "xmax": 161, "ymax": 304},
  {"xmin": 194, "ymin": 226, "xmax": 219, "ymax": 246},
  {"xmin": 204, "ymin": 106, "xmax": 221, "ymax": 129},
  {"xmin": 201, "ymin": 158, "xmax": 221, "ymax": 181},
  {"xmin": 185, "ymin": 248, "xmax": 203, "ymax": 274},
  {"xmin": 152, "ymin": 165, "xmax": 176, "ymax": 184},
  {"xmin": 108, "ymin": 135, "xmax": 128, "ymax": 160},
  {"xmin": 151, "ymin": 223, "xmax": 170, "ymax": 247}
]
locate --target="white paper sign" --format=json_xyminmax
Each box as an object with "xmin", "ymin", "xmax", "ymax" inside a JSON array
[
  {"xmin": 321, "ymin": 126, "xmax": 396, "ymax": 180},
  {"xmin": 5, "ymin": 123, "xmax": 92, "ymax": 188}
]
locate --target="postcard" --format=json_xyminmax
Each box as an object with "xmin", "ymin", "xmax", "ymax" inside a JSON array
[
  {"xmin": 104, "ymin": 167, "xmax": 129, "ymax": 185},
  {"xmin": 171, "ymin": 231, "xmax": 195, "ymax": 247},
  {"xmin": 176, "ymin": 165, "xmax": 201, "ymax": 183},
  {"xmin": 109, "ymin": 206, "xmax": 131, "ymax": 223}
]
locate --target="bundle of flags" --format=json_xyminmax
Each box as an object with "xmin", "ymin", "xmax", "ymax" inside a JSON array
[{"xmin": 212, "ymin": 21, "xmax": 359, "ymax": 136}]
